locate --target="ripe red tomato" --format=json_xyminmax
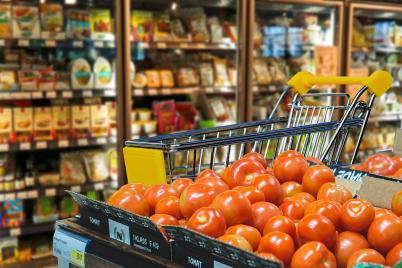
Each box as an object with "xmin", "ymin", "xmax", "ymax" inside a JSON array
[
  {"xmin": 220, "ymin": 167, "xmax": 230, "ymax": 181},
  {"xmin": 187, "ymin": 207, "xmax": 226, "ymax": 238},
  {"xmin": 275, "ymin": 150, "xmax": 304, "ymax": 163},
  {"xmin": 392, "ymin": 156, "xmax": 402, "ymax": 170},
  {"xmin": 334, "ymin": 231, "xmax": 370, "ymax": 268},
  {"xmin": 393, "ymin": 168, "xmax": 402, "ymax": 180},
  {"xmin": 150, "ymin": 214, "xmax": 179, "ymax": 226},
  {"xmin": 350, "ymin": 164, "xmax": 366, "ymax": 172},
  {"xmin": 234, "ymin": 186, "xmax": 265, "ymax": 204},
  {"xmin": 341, "ymin": 198, "xmax": 375, "ymax": 233},
  {"xmin": 386, "ymin": 243, "xmax": 402, "ymax": 266},
  {"xmin": 273, "ymin": 156, "xmax": 308, "ymax": 183},
  {"xmin": 252, "ymin": 174, "xmax": 283, "ymax": 205},
  {"xmin": 317, "ymin": 182, "xmax": 353, "ymax": 204},
  {"xmin": 144, "ymin": 184, "xmax": 178, "ymax": 213},
  {"xmin": 290, "ymin": 241, "xmax": 337, "ymax": 268},
  {"xmin": 120, "ymin": 183, "xmax": 147, "ymax": 195},
  {"xmin": 178, "ymin": 218, "xmax": 187, "ymax": 227},
  {"xmin": 243, "ymin": 152, "xmax": 268, "ymax": 168},
  {"xmin": 279, "ymin": 198, "xmax": 306, "ymax": 220},
  {"xmin": 248, "ymin": 201, "xmax": 282, "ymax": 233},
  {"xmin": 302, "ymin": 165, "xmax": 335, "ymax": 197},
  {"xmin": 226, "ymin": 224, "xmax": 261, "ymax": 251},
  {"xmin": 258, "ymin": 231, "xmax": 295, "ymax": 266},
  {"xmin": 375, "ymin": 208, "xmax": 395, "ymax": 220},
  {"xmin": 225, "ymin": 159, "xmax": 267, "ymax": 188},
  {"xmin": 196, "ymin": 169, "xmax": 220, "ymax": 181},
  {"xmin": 306, "ymin": 156, "xmax": 323, "ymax": 165},
  {"xmin": 196, "ymin": 177, "xmax": 229, "ymax": 194},
  {"xmin": 218, "ymin": 234, "xmax": 253, "ymax": 252},
  {"xmin": 304, "ymin": 200, "xmax": 342, "ymax": 229},
  {"xmin": 281, "ymin": 181, "xmax": 303, "ymax": 198},
  {"xmin": 263, "ymin": 215, "xmax": 296, "ymax": 239},
  {"xmin": 298, "ymin": 214, "xmax": 337, "ymax": 249},
  {"xmin": 293, "ymin": 192, "xmax": 316, "ymax": 204},
  {"xmin": 257, "ymin": 252, "xmax": 280, "ymax": 262},
  {"xmin": 211, "ymin": 190, "xmax": 252, "ymax": 226},
  {"xmin": 392, "ymin": 190, "xmax": 402, "ymax": 216},
  {"xmin": 155, "ymin": 196, "xmax": 182, "ymax": 219},
  {"xmin": 171, "ymin": 178, "xmax": 193, "ymax": 195},
  {"xmin": 367, "ymin": 214, "xmax": 402, "ymax": 255},
  {"xmin": 347, "ymin": 249, "xmax": 385, "ymax": 268},
  {"xmin": 266, "ymin": 167, "xmax": 274, "ymax": 175},
  {"xmin": 108, "ymin": 189, "xmax": 150, "ymax": 216},
  {"xmin": 179, "ymin": 183, "xmax": 217, "ymax": 219},
  {"xmin": 363, "ymin": 154, "xmax": 397, "ymax": 175}
]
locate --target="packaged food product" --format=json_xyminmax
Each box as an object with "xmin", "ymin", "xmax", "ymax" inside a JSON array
[
  {"xmin": 106, "ymin": 101, "xmax": 116, "ymax": 135},
  {"xmin": 131, "ymin": 121, "xmax": 142, "ymax": 135},
  {"xmin": 18, "ymin": 70, "xmax": 39, "ymax": 91},
  {"xmin": 208, "ymin": 17, "xmax": 224, "ymax": 43},
  {"xmin": 132, "ymin": 72, "xmax": 147, "ymax": 88},
  {"xmin": 143, "ymin": 120, "xmax": 157, "ymax": 134},
  {"xmin": 90, "ymin": 104, "xmax": 109, "ymax": 137},
  {"xmin": 199, "ymin": 62, "xmax": 214, "ymax": 87},
  {"xmin": 228, "ymin": 67, "xmax": 237, "ymax": 86},
  {"xmin": 213, "ymin": 58, "xmax": 230, "ymax": 87},
  {"xmin": 55, "ymin": 72, "xmax": 71, "ymax": 90},
  {"xmin": 170, "ymin": 19, "xmax": 189, "ymax": 41},
  {"xmin": 90, "ymin": 9, "xmax": 114, "ymax": 41},
  {"xmin": 176, "ymin": 102, "xmax": 197, "ymax": 131},
  {"xmin": 71, "ymin": 105, "xmax": 90, "ymax": 138},
  {"xmin": 52, "ymin": 106, "xmax": 70, "ymax": 140},
  {"xmin": 107, "ymin": 148, "xmax": 118, "ymax": 181},
  {"xmin": 267, "ymin": 58, "xmax": 287, "ymax": 84},
  {"xmin": 154, "ymin": 12, "xmax": 172, "ymax": 41},
  {"xmin": 0, "ymin": 4, "xmax": 12, "ymax": 38},
  {"xmin": 145, "ymin": 70, "xmax": 161, "ymax": 88},
  {"xmin": 33, "ymin": 107, "xmax": 52, "ymax": 141},
  {"xmin": 0, "ymin": 108, "xmax": 12, "ymax": 144},
  {"xmin": 12, "ymin": 5, "xmax": 40, "ymax": 39},
  {"xmin": 131, "ymin": 10, "xmax": 153, "ymax": 42},
  {"xmin": 0, "ymin": 71, "xmax": 18, "ymax": 91},
  {"xmin": 153, "ymin": 100, "xmax": 176, "ymax": 133},
  {"xmin": 66, "ymin": 9, "xmax": 90, "ymax": 39},
  {"xmin": 254, "ymin": 59, "xmax": 272, "ymax": 85},
  {"xmin": 60, "ymin": 152, "xmax": 86, "ymax": 185},
  {"xmin": 225, "ymin": 23, "xmax": 238, "ymax": 43},
  {"xmin": 13, "ymin": 107, "xmax": 33, "ymax": 142},
  {"xmin": 177, "ymin": 67, "xmax": 199, "ymax": 87},
  {"xmin": 38, "ymin": 173, "xmax": 59, "ymax": 186},
  {"xmin": 40, "ymin": 3, "xmax": 64, "ymax": 39},
  {"xmin": 130, "ymin": 61, "xmax": 136, "ymax": 85},
  {"xmin": 83, "ymin": 150, "xmax": 109, "ymax": 182},
  {"xmin": 38, "ymin": 69, "xmax": 55, "ymax": 91},
  {"xmin": 4, "ymin": 50, "xmax": 20, "ymax": 64},
  {"xmin": 59, "ymin": 195, "xmax": 79, "ymax": 219},
  {"xmin": 70, "ymin": 58, "xmax": 93, "ymax": 90},
  {"xmin": 159, "ymin": 69, "xmax": 175, "ymax": 88},
  {"xmin": 209, "ymin": 97, "xmax": 230, "ymax": 122},
  {"xmin": 32, "ymin": 196, "xmax": 58, "ymax": 224},
  {"xmin": 1, "ymin": 200, "xmax": 24, "ymax": 228},
  {"xmin": 182, "ymin": 7, "xmax": 209, "ymax": 42},
  {"xmin": 94, "ymin": 57, "xmax": 114, "ymax": 89},
  {"xmin": 0, "ymin": 238, "xmax": 17, "ymax": 266}
]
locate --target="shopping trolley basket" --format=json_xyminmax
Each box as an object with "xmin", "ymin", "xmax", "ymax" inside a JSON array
[{"xmin": 124, "ymin": 71, "xmax": 392, "ymax": 185}]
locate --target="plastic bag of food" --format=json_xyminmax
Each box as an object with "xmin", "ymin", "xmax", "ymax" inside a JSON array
[
  {"xmin": 83, "ymin": 150, "xmax": 109, "ymax": 182},
  {"xmin": 213, "ymin": 58, "xmax": 230, "ymax": 87},
  {"xmin": 199, "ymin": 62, "xmax": 214, "ymax": 87},
  {"xmin": 254, "ymin": 59, "xmax": 272, "ymax": 85},
  {"xmin": 60, "ymin": 152, "xmax": 86, "ymax": 185},
  {"xmin": 177, "ymin": 67, "xmax": 199, "ymax": 87},
  {"xmin": 182, "ymin": 7, "xmax": 209, "ymax": 42}
]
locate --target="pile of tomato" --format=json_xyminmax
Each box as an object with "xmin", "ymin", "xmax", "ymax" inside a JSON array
[
  {"xmin": 352, "ymin": 153, "xmax": 402, "ymax": 179},
  {"xmin": 108, "ymin": 151, "xmax": 402, "ymax": 268}
]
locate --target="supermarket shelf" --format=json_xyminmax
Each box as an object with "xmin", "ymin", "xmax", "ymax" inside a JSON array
[
  {"xmin": 0, "ymin": 89, "xmax": 116, "ymax": 100},
  {"xmin": 0, "ymin": 222, "xmax": 54, "ymax": 237},
  {"xmin": 369, "ymin": 113, "xmax": 402, "ymax": 123},
  {"xmin": 352, "ymin": 46, "xmax": 402, "ymax": 53},
  {"xmin": 0, "ymin": 136, "xmax": 117, "ymax": 153},
  {"xmin": 252, "ymin": 85, "xmax": 286, "ymax": 93},
  {"xmin": 3, "ymin": 256, "xmax": 56, "ymax": 268},
  {"xmin": 0, "ymin": 38, "xmax": 115, "ymax": 49},
  {"xmin": 132, "ymin": 86, "xmax": 237, "ymax": 96},
  {"xmin": 132, "ymin": 41, "xmax": 236, "ymax": 50},
  {"xmin": 0, "ymin": 181, "xmax": 110, "ymax": 202}
]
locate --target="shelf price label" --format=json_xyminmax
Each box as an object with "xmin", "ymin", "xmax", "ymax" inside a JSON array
[
  {"xmin": 32, "ymin": 92, "xmax": 43, "ymax": 99},
  {"xmin": 73, "ymin": 41, "xmax": 83, "ymax": 48},
  {"xmin": 45, "ymin": 40, "xmax": 56, "ymax": 47},
  {"xmin": 36, "ymin": 141, "xmax": 47, "ymax": 149},
  {"xmin": 62, "ymin": 91, "xmax": 73, "ymax": 98},
  {"xmin": 18, "ymin": 39, "xmax": 29, "ymax": 47},
  {"xmin": 0, "ymin": 144, "xmax": 9, "ymax": 151},
  {"xmin": 94, "ymin": 182, "xmax": 104, "ymax": 190},
  {"xmin": 94, "ymin": 41, "xmax": 104, "ymax": 48},
  {"xmin": 83, "ymin": 91, "xmax": 93, "ymax": 97},
  {"xmin": 10, "ymin": 228, "xmax": 21, "ymax": 237},
  {"xmin": 96, "ymin": 137, "xmax": 107, "ymax": 144},
  {"xmin": 78, "ymin": 139, "xmax": 88, "ymax": 146},
  {"xmin": 46, "ymin": 91, "xmax": 56, "ymax": 98},
  {"xmin": 156, "ymin": 42, "xmax": 167, "ymax": 49},
  {"xmin": 0, "ymin": 39, "xmax": 5, "ymax": 46},
  {"xmin": 53, "ymin": 228, "xmax": 90, "ymax": 268},
  {"xmin": 16, "ymin": 191, "xmax": 27, "ymax": 199},
  {"xmin": 71, "ymin": 185, "xmax": 81, "ymax": 192},
  {"xmin": 45, "ymin": 188, "xmax": 56, "ymax": 197},
  {"xmin": 58, "ymin": 140, "xmax": 69, "ymax": 148},
  {"xmin": 20, "ymin": 142, "xmax": 31, "ymax": 150}
]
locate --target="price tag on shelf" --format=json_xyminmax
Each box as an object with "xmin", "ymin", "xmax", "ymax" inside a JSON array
[
  {"xmin": 70, "ymin": 185, "xmax": 81, "ymax": 192},
  {"xmin": 104, "ymin": 90, "xmax": 115, "ymax": 97},
  {"xmin": 36, "ymin": 141, "xmax": 47, "ymax": 149},
  {"xmin": 45, "ymin": 40, "xmax": 56, "ymax": 47},
  {"xmin": 5, "ymin": 193, "xmax": 15, "ymax": 201},
  {"xmin": 45, "ymin": 188, "xmax": 56, "ymax": 197},
  {"xmin": 0, "ymin": 39, "xmax": 5, "ymax": 46},
  {"xmin": 46, "ymin": 91, "xmax": 56, "ymax": 98},
  {"xmin": 106, "ymin": 41, "xmax": 115, "ymax": 48},
  {"xmin": 269, "ymin": 85, "xmax": 276, "ymax": 91},
  {"xmin": 83, "ymin": 91, "xmax": 93, "ymax": 97},
  {"xmin": 20, "ymin": 142, "xmax": 31, "ymax": 150},
  {"xmin": 134, "ymin": 90, "xmax": 144, "ymax": 96},
  {"xmin": 148, "ymin": 89, "xmax": 157, "ymax": 95},
  {"xmin": 18, "ymin": 39, "xmax": 29, "ymax": 47},
  {"xmin": 62, "ymin": 91, "xmax": 73, "ymax": 98},
  {"xmin": 94, "ymin": 41, "xmax": 104, "ymax": 48},
  {"xmin": 180, "ymin": 43, "xmax": 189, "ymax": 49},
  {"xmin": 53, "ymin": 228, "xmax": 89, "ymax": 268},
  {"xmin": 196, "ymin": 43, "xmax": 205, "ymax": 49},
  {"xmin": 58, "ymin": 140, "xmax": 69, "ymax": 148},
  {"xmin": 94, "ymin": 183, "xmax": 104, "ymax": 191},
  {"xmin": 205, "ymin": 87, "xmax": 214, "ymax": 93},
  {"xmin": 16, "ymin": 191, "xmax": 27, "ymax": 199},
  {"xmin": 28, "ymin": 190, "xmax": 38, "ymax": 198},
  {"xmin": 109, "ymin": 136, "xmax": 117, "ymax": 144},
  {"xmin": 10, "ymin": 228, "xmax": 21, "ymax": 237},
  {"xmin": 32, "ymin": 92, "xmax": 43, "ymax": 99},
  {"xmin": 0, "ymin": 194, "xmax": 4, "ymax": 201},
  {"xmin": 73, "ymin": 41, "xmax": 83, "ymax": 48},
  {"xmin": 0, "ymin": 144, "xmax": 9, "ymax": 151},
  {"xmin": 96, "ymin": 137, "xmax": 107, "ymax": 144},
  {"xmin": 78, "ymin": 139, "xmax": 88, "ymax": 146},
  {"xmin": 139, "ymin": 42, "xmax": 149, "ymax": 49},
  {"xmin": 156, "ymin": 42, "xmax": 167, "ymax": 49},
  {"xmin": 161, "ymin": 88, "xmax": 171, "ymax": 95},
  {"xmin": 0, "ymin": 93, "xmax": 10, "ymax": 99}
]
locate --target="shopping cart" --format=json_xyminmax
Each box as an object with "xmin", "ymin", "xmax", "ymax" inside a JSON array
[{"xmin": 124, "ymin": 71, "xmax": 392, "ymax": 185}]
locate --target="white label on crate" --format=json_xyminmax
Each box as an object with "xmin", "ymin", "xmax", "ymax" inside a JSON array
[
  {"xmin": 71, "ymin": 185, "xmax": 81, "ymax": 192},
  {"xmin": 78, "ymin": 139, "xmax": 88, "ymax": 146},
  {"xmin": 96, "ymin": 137, "xmax": 107, "ymax": 144},
  {"xmin": 46, "ymin": 91, "xmax": 56, "ymax": 98},
  {"xmin": 20, "ymin": 142, "xmax": 31, "ymax": 150},
  {"xmin": 187, "ymin": 256, "xmax": 204, "ymax": 268},
  {"xmin": 45, "ymin": 40, "xmax": 56, "ymax": 47},
  {"xmin": 94, "ymin": 41, "xmax": 103, "ymax": 48},
  {"xmin": 36, "ymin": 141, "xmax": 47, "ymax": 149},
  {"xmin": 94, "ymin": 182, "xmax": 104, "ymax": 190},
  {"xmin": 18, "ymin": 39, "xmax": 29, "ymax": 47},
  {"xmin": 83, "ymin": 91, "xmax": 92, "ymax": 97},
  {"xmin": 0, "ymin": 39, "xmax": 5, "ymax": 46},
  {"xmin": 58, "ymin": 140, "xmax": 69, "ymax": 148},
  {"xmin": 62, "ymin": 91, "xmax": 73, "ymax": 98},
  {"xmin": 10, "ymin": 228, "xmax": 21, "ymax": 237},
  {"xmin": 108, "ymin": 219, "xmax": 131, "ymax": 245},
  {"xmin": 45, "ymin": 188, "xmax": 56, "ymax": 197},
  {"xmin": 17, "ymin": 191, "xmax": 27, "ymax": 199},
  {"xmin": 53, "ymin": 228, "xmax": 89, "ymax": 268},
  {"xmin": 5, "ymin": 193, "xmax": 15, "ymax": 201},
  {"xmin": 213, "ymin": 261, "xmax": 232, "ymax": 268},
  {"xmin": 32, "ymin": 92, "xmax": 43, "ymax": 99},
  {"xmin": 0, "ymin": 144, "xmax": 9, "ymax": 151},
  {"xmin": 28, "ymin": 190, "xmax": 38, "ymax": 198},
  {"xmin": 73, "ymin": 41, "xmax": 83, "ymax": 48}
]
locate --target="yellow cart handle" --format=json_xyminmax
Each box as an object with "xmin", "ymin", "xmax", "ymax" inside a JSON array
[{"xmin": 288, "ymin": 70, "xmax": 393, "ymax": 97}]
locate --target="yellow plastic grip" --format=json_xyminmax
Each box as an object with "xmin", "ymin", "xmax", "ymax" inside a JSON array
[{"xmin": 288, "ymin": 70, "xmax": 393, "ymax": 97}]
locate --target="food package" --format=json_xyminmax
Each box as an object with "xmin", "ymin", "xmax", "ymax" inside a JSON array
[
  {"xmin": 0, "ymin": 71, "xmax": 18, "ymax": 91},
  {"xmin": 55, "ymin": 72, "xmax": 70, "ymax": 90},
  {"xmin": 52, "ymin": 106, "xmax": 70, "ymax": 140},
  {"xmin": 145, "ymin": 70, "xmax": 161, "ymax": 88},
  {"xmin": 0, "ymin": 237, "xmax": 18, "ymax": 266},
  {"xmin": 18, "ymin": 70, "xmax": 39, "ymax": 91},
  {"xmin": 159, "ymin": 70, "xmax": 175, "ymax": 88},
  {"xmin": 4, "ymin": 50, "xmax": 20, "ymax": 64},
  {"xmin": 0, "ymin": 4, "xmax": 12, "ymax": 38},
  {"xmin": 177, "ymin": 67, "xmax": 199, "ymax": 87},
  {"xmin": 66, "ymin": 9, "xmax": 90, "ymax": 39},
  {"xmin": 59, "ymin": 195, "xmax": 79, "ymax": 219},
  {"xmin": 225, "ymin": 23, "xmax": 237, "ymax": 43},
  {"xmin": 228, "ymin": 68, "xmax": 237, "ymax": 86},
  {"xmin": 90, "ymin": 9, "xmax": 114, "ymax": 41},
  {"xmin": 130, "ymin": 61, "xmax": 136, "ymax": 85},
  {"xmin": 132, "ymin": 72, "xmax": 147, "ymax": 88},
  {"xmin": 154, "ymin": 12, "xmax": 172, "ymax": 41},
  {"xmin": 83, "ymin": 150, "xmax": 109, "ymax": 182},
  {"xmin": 153, "ymin": 100, "xmax": 176, "ymax": 134},
  {"xmin": 176, "ymin": 102, "xmax": 197, "ymax": 131},
  {"xmin": 1, "ymin": 200, "xmax": 24, "ymax": 228},
  {"xmin": 12, "ymin": 5, "xmax": 40, "ymax": 39},
  {"xmin": 254, "ymin": 59, "xmax": 272, "ymax": 85},
  {"xmin": 71, "ymin": 105, "xmax": 90, "ymax": 138},
  {"xmin": 38, "ymin": 69, "xmax": 55, "ymax": 91},
  {"xmin": 131, "ymin": 10, "xmax": 153, "ymax": 42},
  {"xmin": 33, "ymin": 107, "xmax": 52, "ymax": 141},
  {"xmin": 106, "ymin": 101, "xmax": 116, "ymax": 135},
  {"xmin": 70, "ymin": 58, "xmax": 93, "ymax": 90},
  {"xmin": 13, "ymin": 107, "xmax": 33, "ymax": 142},
  {"xmin": 32, "ymin": 196, "xmax": 58, "ymax": 224},
  {"xmin": 38, "ymin": 173, "xmax": 59, "ymax": 186},
  {"xmin": 213, "ymin": 58, "xmax": 230, "ymax": 87},
  {"xmin": 90, "ymin": 104, "xmax": 109, "ymax": 137},
  {"xmin": 40, "ymin": 3, "xmax": 64, "ymax": 39},
  {"xmin": 182, "ymin": 7, "xmax": 209, "ymax": 42},
  {"xmin": 208, "ymin": 17, "xmax": 224, "ymax": 43},
  {"xmin": 0, "ymin": 108, "xmax": 12, "ymax": 143},
  {"xmin": 267, "ymin": 58, "xmax": 287, "ymax": 84},
  {"xmin": 208, "ymin": 97, "xmax": 230, "ymax": 122},
  {"xmin": 60, "ymin": 152, "xmax": 86, "ymax": 185},
  {"xmin": 94, "ymin": 57, "xmax": 114, "ymax": 89},
  {"xmin": 170, "ymin": 19, "xmax": 189, "ymax": 41},
  {"xmin": 107, "ymin": 148, "xmax": 118, "ymax": 181},
  {"xmin": 199, "ymin": 62, "xmax": 214, "ymax": 87}
]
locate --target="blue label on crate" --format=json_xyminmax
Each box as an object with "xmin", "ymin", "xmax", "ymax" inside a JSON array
[{"xmin": 53, "ymin": 227, "xmax": 90, "ymax": 267}]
